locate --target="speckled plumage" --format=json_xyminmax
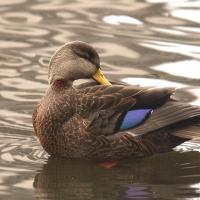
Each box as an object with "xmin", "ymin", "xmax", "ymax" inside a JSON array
[{"xmin": 33, "ymin": 41, "xmax": 200, "ymax": 161}]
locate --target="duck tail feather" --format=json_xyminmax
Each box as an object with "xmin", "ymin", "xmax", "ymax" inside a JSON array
[{"xmin": 170, "ymin": 118, "xmax": 200, "ymax": 139}]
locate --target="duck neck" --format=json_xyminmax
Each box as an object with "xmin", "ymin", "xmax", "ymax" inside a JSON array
[{"xmin": 51, "ymin": 79, "xmax": 72, "ymax": 91}]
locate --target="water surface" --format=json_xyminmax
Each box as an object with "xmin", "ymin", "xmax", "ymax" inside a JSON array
[{"xmin": 0, "ymin": 0, "xmax": 200, "ymax": 199}]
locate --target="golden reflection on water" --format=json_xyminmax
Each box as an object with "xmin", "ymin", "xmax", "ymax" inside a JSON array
[
  {"xmin": 0, "ymin": 0, "xmax": 200, "ymax": 199},
  {"xmin": 121, "ymin": 77, "xmax": 187, "ymax": 88},
  {"xmin": 152, "ymin": 60, "xmax": 200, "ymax": 79},
  {"xmin": 171, "ymin": 9, "xmax": 200, "ymax": 24},
  {"xmin": 140, "ymin": 40, "xmax": 200, "ymax": 59},
  {"xmin": 103, "ymin": 15, "xmax": 143, "ymax": 25}
]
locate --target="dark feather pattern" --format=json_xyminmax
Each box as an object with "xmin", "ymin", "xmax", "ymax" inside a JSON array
[{"xmin": 132, "ymin": 101, "xmax": 200, "ymax": 136}]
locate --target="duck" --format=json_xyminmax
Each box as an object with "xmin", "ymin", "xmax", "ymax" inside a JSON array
[{"xmin": 32, "ymin": 41, "xmax": 200, "ymax": 161}]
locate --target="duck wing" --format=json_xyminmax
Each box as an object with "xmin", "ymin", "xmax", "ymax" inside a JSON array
[
  {"xmin": 77, "ymin": 85, "xmax": 173, "ymax": 135},
  {"xmin": 75, "ymin": 80, "xmax": 128, "ymax": 89},
  {"xmin": 131, "ymin": 101, "xmax": 200, "ymax": 137},
  {"xmin": 77, "ymin": 82, "xmax": 200, "ymax": 139}
]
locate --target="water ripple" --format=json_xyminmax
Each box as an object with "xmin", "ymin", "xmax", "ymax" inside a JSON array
[{"xmin": 0, "ymin": 0, "xmax": 200, "ymax": 199}]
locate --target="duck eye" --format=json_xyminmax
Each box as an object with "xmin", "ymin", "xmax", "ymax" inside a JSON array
[
  {"xmin": 72, "ymin": 46, "xmax": 99, "ymax": 67},
  {"xmin": 84, "ymin": 50, "xmax": 97, "ymax": 63},
  {"xmin": 83, "ymin": 51, "xmax": 91, "ymax": 60},
  {"xmin": 75, "ymin": 48, "xmax": 94, "ymax": 60}
]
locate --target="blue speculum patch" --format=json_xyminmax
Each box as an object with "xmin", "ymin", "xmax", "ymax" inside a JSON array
[{"xmin": 120, "ymin": 109, "xmax": 152, "ymax": 130}]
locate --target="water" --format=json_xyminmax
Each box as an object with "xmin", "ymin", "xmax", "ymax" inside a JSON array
[{"xmin": 0, "ymin": 0, "xmax": 200, "ymax": 199}]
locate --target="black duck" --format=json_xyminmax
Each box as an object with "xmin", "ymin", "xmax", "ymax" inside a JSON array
[{"xmin": 32, "ymin": 41, "xmax": 200, "ymax": 161}]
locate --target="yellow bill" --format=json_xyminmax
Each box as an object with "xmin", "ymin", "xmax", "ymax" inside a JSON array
[{"xmin": 92, "ymin": 68, "xmax": 112, "ymax": 86}]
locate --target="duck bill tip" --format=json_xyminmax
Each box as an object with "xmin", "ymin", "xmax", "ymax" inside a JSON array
[{"xmin": 92, "ymin": 68, "xmax": 112, "ymax": 86}]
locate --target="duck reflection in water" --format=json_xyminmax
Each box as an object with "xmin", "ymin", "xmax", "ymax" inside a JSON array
[{"xmin": 33, "ymin": 151, "xmax": 200, "ymax": 200}]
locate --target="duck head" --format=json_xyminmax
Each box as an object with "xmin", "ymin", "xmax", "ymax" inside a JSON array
[{"xmin": 48, "ymin": 41, "xmax": 111, "ymax": 86}]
